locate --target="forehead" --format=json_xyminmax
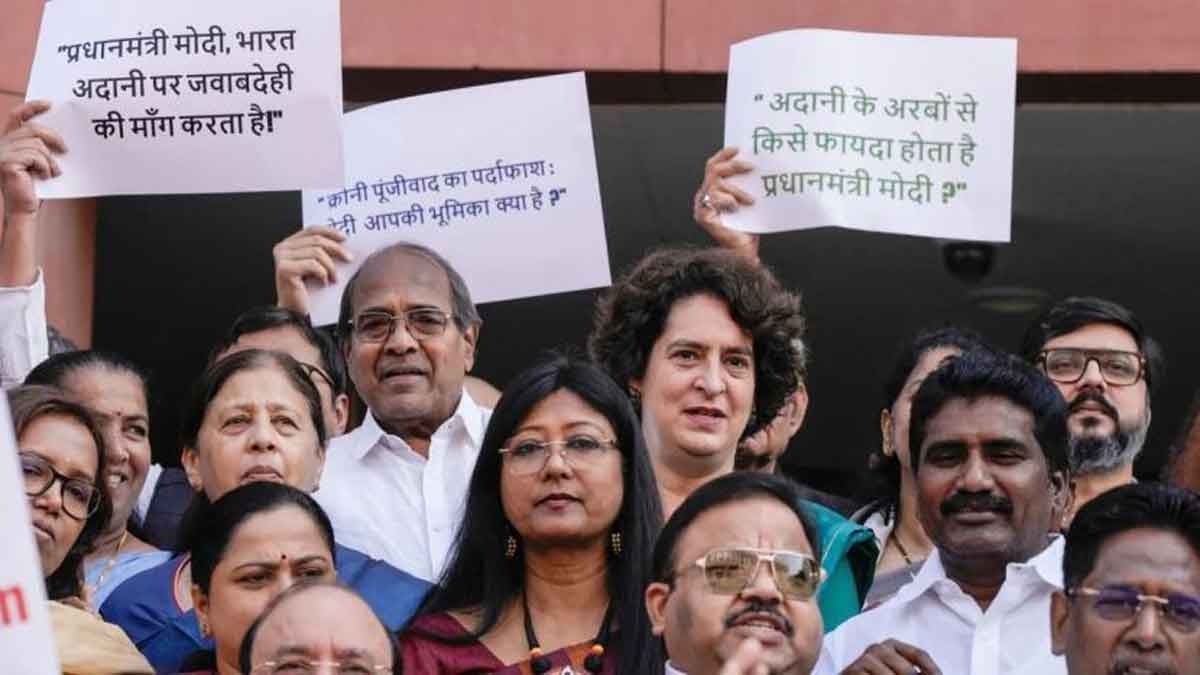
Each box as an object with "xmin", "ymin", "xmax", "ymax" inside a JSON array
[
  {"xmin": 223, "ymin": 506, "xmax": 330, "ymax": 565},
  {"xmin": 211, "ymin": 367, "xmax": 307, "ymax": 409},
  {"xmin": 515, "ymin": 389, "xmax": 615, "ymax": 435},
  {"xmin": 255, "ymin": 588, "xmax": 390, "ymax": 657},
  {"xmin": 63, "ymin": 366, "xmax": 147, "ymax": 416},
  {"xmin": 1087, "ymin": 527, "xmax": 1200, "ymax": 590},
  {"xmin": 658, "ymin": 293, "xmax": 752, "ymax": 349},
  {"xmin": 905, "ymin": 346, "xmax": 962, "ymax": 391},
  {"xmin": 21, "ymin": 414, "xmax": 99, "ymax": 480},
  {"xmin": 231, "ymin": 326, "xmax": 322, "ymax": 367},
  {"xmin": 675, "ymin": 496, "xmax": 812, "ymax": 565},
  {"xmin": 351, "ymin": 250, "xmax": 453, "ymax": 314},
  {"xmin": 1042, "ymin": 322, "xmax": 1138, "ymax": 353},
  {"xmin": 922, "ymin": 396, "xmax": 1040, "ymax": 448}
]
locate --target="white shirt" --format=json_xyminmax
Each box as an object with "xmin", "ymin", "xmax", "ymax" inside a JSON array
[
  {"xmin": 815, "ymin": 537, "xmax": 1067, "ymax": 675},
  {"xmin": 0, "ymin": 269, "xmax": 48, "ymax": 389},
  {"xmin": 314, "ymin": 392, "xmax": 491, "ymax": 581},
  {"xmin": 665, "ymin": 662, "xmax": 687, "ymax": 675}
]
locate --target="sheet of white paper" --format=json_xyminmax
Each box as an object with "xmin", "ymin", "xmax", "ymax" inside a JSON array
[
  {"xmin": 301, "ymin": 72, "xmax": 611, "ymax": 326},
  {"xmin": 0, "ymin": 399, "xmax": 60, "ymax": 674},
  {"xmin": 723, "ymin": 29, "xmax": 1016, "ymax": 242},
  {"xmin": 24, "ymin": 0, "xmax": 344, "ymax": 198}
]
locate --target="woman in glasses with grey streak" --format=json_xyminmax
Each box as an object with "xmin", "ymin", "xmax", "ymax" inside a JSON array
[{"xmin": 9, "ymin": 384, "xmax": 152, "ymax": 674}]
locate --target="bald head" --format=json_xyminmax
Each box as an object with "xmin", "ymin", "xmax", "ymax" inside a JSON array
[{"xmin": 240, "ymin": 583, "xmax": 396, "ymax": 674}]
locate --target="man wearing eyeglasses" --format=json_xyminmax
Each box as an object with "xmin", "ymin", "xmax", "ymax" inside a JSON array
[
  {"xmin": 646, "ymin": 471, "xmax": 826, "ymax": 675},
  {"xmin": 1048, "ymin": 482, "xmax": 1200, "ymax": 675},
  {"xmin": 240, "ymin": 581, "xmax": 399, "ymax": 675},
  {"xmin": 1020, "ymin": 297, "xmax": 1161, "ymax": 525},
  {"xmin": 817, "ymin": 350, "xmax": 1072, "ymax": 675},
  {"xmin": 310, "ymin": 242, "xmax": 491, "ymax": 582}
]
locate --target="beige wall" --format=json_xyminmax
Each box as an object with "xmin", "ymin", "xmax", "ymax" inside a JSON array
[{"xmin": 6, "ymin": 1, "xmax": 1200, "ymax": 347}]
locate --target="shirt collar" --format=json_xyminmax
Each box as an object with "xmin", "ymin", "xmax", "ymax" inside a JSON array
[
  {"xmin": 893, "ymin": 535, "xmax": 1064, "ymax": 604},
  {"xmin": 350, "ymin": 389, "xmax": 487, "ymax": 461},
  {"xmin": 664, "ymin": 662, "xmax": 688, "ymax": 675}
]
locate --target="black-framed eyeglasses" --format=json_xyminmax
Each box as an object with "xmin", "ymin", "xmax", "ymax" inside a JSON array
[
  {"xmin": 20, "ymin": 451, "xmax": 101, "ymax": 521},
  {"xmin": 347, "ymin": 309, "xmax": 453, "ymax": 343},
  {"xmin": 1038, "ymin": 348, "xmax": 1145, "ymax": 387},
  {"xmin": 673, "ymin": 547, "xmax": 824, "ymax": 600},
  {"xmin": 296, "ymin": 361, "xmax": 336, "ymax": 392},
  {"xmin": 497, "ymin": 436, "xmax": 618, "ymax": 476},
  {"xmin": 1068, "ymin": 585, "xmax": 1200, "ymax": 633}
]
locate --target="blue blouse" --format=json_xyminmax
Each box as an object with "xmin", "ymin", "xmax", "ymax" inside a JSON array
[
  {"xmin": 100, "ymin": 543, "xmax": 429, "ymax": 673},
  {"xmin": 84, "ymin": 549, "xmax": 173, "ymax": 610}
]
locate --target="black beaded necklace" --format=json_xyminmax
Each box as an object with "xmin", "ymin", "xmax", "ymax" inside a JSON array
[{"xmin": 521, "ymin": 591, "xmax": 613, "ymax": 674}]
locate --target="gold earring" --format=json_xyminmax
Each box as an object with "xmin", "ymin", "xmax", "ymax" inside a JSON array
[
  {"xmin": 610, "ymin": 531, "xmax": 622, "ymax": 556},
  {"xmin": 505, "ymin": 535, "xmax": 517, "ymax": 559}
]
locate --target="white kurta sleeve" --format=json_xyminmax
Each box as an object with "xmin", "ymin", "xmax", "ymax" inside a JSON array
[{"xmin": 0, "ymin": 268, "xmax": 49, "ymax": 389}]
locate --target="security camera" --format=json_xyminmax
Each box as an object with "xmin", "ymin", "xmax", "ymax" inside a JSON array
[{"xmin": 941, "ymin": 241, "xmax": 995, "ymax": 284}]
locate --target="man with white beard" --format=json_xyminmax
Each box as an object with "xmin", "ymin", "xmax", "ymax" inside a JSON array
[{"xmin": 1020, "ymin": 297, "xmax": 1161, "ymax": 525}]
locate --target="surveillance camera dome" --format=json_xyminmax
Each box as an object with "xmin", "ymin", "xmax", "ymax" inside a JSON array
[{"xmin": 941, "ymin": 242, "xmax": 995, "ymax": 284}]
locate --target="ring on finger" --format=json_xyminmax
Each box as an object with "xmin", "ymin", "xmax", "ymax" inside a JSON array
[{"xmin": 699, "ymin": 192, "xmax": 716, "ymax": 211}]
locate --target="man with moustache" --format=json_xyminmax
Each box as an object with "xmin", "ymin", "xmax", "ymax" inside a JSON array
[
  {"xmin": 311, "ymin": 242, "xmax": 491, "ymax": 581},
  {"xmin": 816, "ymin": 350, "xmax": 1072, "ymax": 675},
  {"xmin": 647, "ymin": 472, "xmax": 827, "ymax": 675},
  {"xmin": 1048, "ymin": 483, "xmax": 1200, "ymax": 675},
  {"xmin": 1021, "ymin": 297, "xmax": 1161, "ymax": 524}
]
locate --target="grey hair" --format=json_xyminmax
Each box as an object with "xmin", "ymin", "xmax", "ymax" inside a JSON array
[{"xmin": 336, "ymin": 242, "xmax": 481, "ymax": 338}]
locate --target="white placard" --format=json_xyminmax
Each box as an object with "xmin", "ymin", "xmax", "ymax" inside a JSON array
[
  {"xmin": 24, "ymin": 0, "xmax": 344, "ymax": 198},
  {"xmin": 0, "ymin": 398, "xmax": 60, "ymax": 674},
  {"xmin": 301, "ymin": 72, "xmax": 611, "ymax": 326},
  {"xmin": 724, "ymin": 29, "xmax": 1017, "ymax": 242}
]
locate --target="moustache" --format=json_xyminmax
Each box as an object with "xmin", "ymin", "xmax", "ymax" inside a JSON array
[
  {"xmin": 1109, "ymin": 655, "xmax": 1176, "ymax": 675},
  {"xmin": 940, "ymin": 491, "xmax": 1013, "ymax": 516},
  {"xmin": 1069, "ymin": 391, "xmax": 1119, "ymax": 421},
  {"xmin": 725, "ymin": 599, "xmax": 794, "ymax": 637}
]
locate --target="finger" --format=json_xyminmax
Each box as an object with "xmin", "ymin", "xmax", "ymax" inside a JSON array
[
  {"xmin": 705, "ymin": 146, "xmax": 740, "ymax": 170},
  {"xmin": 841, "ymin": 654, "xmax": 894, "ymax": 675},
  {"xmin": 711, "ymin": 159, "xmax": 755, "ymax": 179},
  {"xmin": 306, "ymin": 235, "xmax": 353, "ymax": 262},
  {"xmin": 721, "ymin": 181, "xmax": 755, "ymax": 206},
  {"xmin": 873, "ymin": 649, "xmax": 919, "ymax": 674},
  {"xmin": 306, "ymin": 245, "xmax": 340, "ymax": 282},
  {"xmin": 709, "ymin": 191, "xmax": 741, "ymax": 213},
  {"xmin": 21, "ymin": 122, "xmax": 67, "ymax": 154},
  {"xmin": 298, "ymin": 225, "xmax": 347, "ymax": 243},
  {"xmin": 4, "ymin": 148, "xmax": 53, "ymax": 180},
  {"xmin": 8, "ymin": 139, "xmax": 59, "ymax": 178},
  {"xmin": 888, "ymin": 642, "xmax": 941, "ymax": 675},
  {"xmin": 2, "ymin": 100, "xmax": 51, "ymax": 135},
  {"xmin": 277, "ymin": 237, "xmax": 350, "ymax": 269},
  {"xmin": 275, "ymin": 226, "xmax": 345, "ymax": 252},
  {"xmin": 283, "ymin": 258, "xmax": 331, "ymax": 287},
  {"xmin": 719, "ymin": 638, "xmax": 764, "ymax": 675}
]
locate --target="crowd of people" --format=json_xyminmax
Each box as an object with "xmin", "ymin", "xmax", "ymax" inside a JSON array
[{"xmin": 2, "ymin": 95, "xmax": 1199, "ymax": 675}]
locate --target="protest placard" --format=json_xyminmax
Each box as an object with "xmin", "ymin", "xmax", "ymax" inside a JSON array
[
  {"xmin": 301, "ymin": 72, "xmax": 611, "ymax": 326},
  {"xmin": 0, "ymin": 398, "xmax": 60, "ymax": 674},
  {"xmin": 24, "ymin": 0, "xmax": 343, "ymax": 198},
  {"xmin": 723, "ymin": 29, "xmax": 1017, "ymax": 242}
]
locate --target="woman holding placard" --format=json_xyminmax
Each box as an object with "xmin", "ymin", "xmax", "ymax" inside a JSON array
[
  {"xmin": 690, "ymin": 147, "xmax": 990, "ymax": 606},
  {"xmin": 9, "ymin": 384, "xmax": 153, "ymax": 674},
  {"xmin": 588, "ymin": 245, "xmax": 876, "ymax": 631}
]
